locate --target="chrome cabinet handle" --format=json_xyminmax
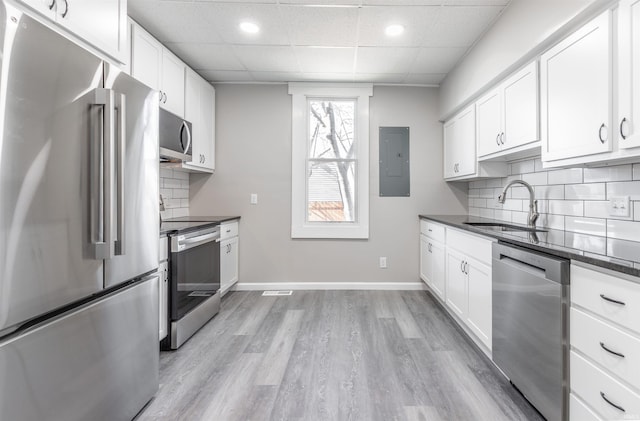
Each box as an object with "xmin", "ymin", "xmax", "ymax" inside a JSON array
[
  {"xmin": 496, "ymin": 133, "xmax": 500, "ymax": 146},
  {"xmin": 598, "ymin": 123, "xmax": 608, "ymax": 143},
  {"xmin": 46, "ymin": 0, "xmax": 56, "ymax": 10},
  {"xmin": 600, "ymin": 342, "xmax": 625, "ymax": 358},
  {"xmin": 501, "ymin": 132, "xmax": 505, "ymax": 145},
  {"xmin": 620, "ymin": 117, "xmax": 628, "ymax": 140},
  {"xmin": 600, "ymin": 294, "xmax": 626, "ymax": 306},
  {"xmin": 600, "ymin": 392, "xmax": 625, "ymax": 413},
  {"xmin": 464, "ymin": 262, "xmax": 469, "ymax": 275},
  {"xmin": 460, "ymin": 261, "xmax": 464, "ymax": 273},
  {"xmin": 158, "ymin": 91, "xmax": 163, "ymax": 103}
]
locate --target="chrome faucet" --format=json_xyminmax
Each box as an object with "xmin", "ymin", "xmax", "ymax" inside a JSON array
[{"xmin": 498, "ymin": 180, "xmax": 539, "ymax": 228}]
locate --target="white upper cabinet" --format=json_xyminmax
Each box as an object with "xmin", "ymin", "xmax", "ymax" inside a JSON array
[
  {"xmin": 19, "ymin": 0, "xmax": 127, "ymax": 63},
  {"xmin": 541, "ymin": 10, "xmax": 613, "ymax": 163},
  {"xmin": 618, "ymin": 0, "xmax": 640, "ymax": 150},
  {"xmin": 477, "ymin": 61, "xmax": 539, "ymax": 160},
  {"xmin": 182, "ymin": 69, "xmax": 215, "ymax": 173},
  {"xmin": 131, "ymin": 21, "xmax": 186, "ymax": 117},
  {"xmin": 443, "ymin": 104, "xmax": 508, "ymax": 181}
]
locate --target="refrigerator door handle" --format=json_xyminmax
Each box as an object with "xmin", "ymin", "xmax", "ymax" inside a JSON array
[
  {"xmin": 90, "ymin": 88, "xmax": 114, "ymax": 260},
  {"xmin": 114, "ymin": 93, "xmax": 126, "ymax": 256}
]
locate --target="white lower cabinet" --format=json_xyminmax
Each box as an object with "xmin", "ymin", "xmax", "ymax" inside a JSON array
[
  {"xmin": 445, "ymin": 248, "xmax": 468, "ymax": 319},
  {"xmin": 420, "ymin": 230, "xmax": 446, "ymax": 302},
  {"xmin": 570, "ymin": 262, "xmax": 640, "ymax": 420},
  {"xmin": 219, "ymin": 221, "xmax": 239, "ymax": 295}
]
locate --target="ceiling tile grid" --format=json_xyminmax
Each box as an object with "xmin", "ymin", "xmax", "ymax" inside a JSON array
[{"xmin": 127, "ymin": 0, "xmax": 511, "ymax": 85}]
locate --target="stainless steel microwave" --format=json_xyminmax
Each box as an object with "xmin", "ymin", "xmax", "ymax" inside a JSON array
[{"xmin": 159, "ymin": 108, "xmax": 192, "ymax": 162}]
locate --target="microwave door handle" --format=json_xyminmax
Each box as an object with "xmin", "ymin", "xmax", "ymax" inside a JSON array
[
  {"xmin": 114, "ymin": 93, "xmax": 126, "ymax": 256},
  {"xmin": 180, "ymin": 120, "xmax": 192, "ymax": 155},
  {"xmin": 90, "ymin": 88, "xmax": 114, "ymax": 260}
]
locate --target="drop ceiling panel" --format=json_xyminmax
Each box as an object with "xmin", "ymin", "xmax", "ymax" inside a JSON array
[
  {"xmin": 165, "ymin": 43, "xmax": 245, "ymax": 71},
  {"xmin": 279, "ymin": 5, "xmax": 359, "ymax": 47},
  {"xmin": 249, "ymin": 71, "xmax": 304, "ymax": 82},
  {"xmin": 234, "ymin": 45, "xmax": 300, "ymax": 72},
  {"xmin": 128, "ymin": 1, "xmax": 224, "ymax": 43},
  {"xmin": 404, "ymin": 73, "xmax": 446, "ymax": 85},
  {"xmin": 358, "ymin": 6, "xmax": 440, "ymax": 47},
  {"xmin": 296, "ymin": 72, "xmax": 355, "ymax": 82},
  {"xmin": 411, "ymin": 47, "xmax": 466, "ymax": 74},
  {"xmin": 424, "ymin": 5, "xmax": 503, "ymax": 47},
  {"xmin": 204, "ymin": 3, "xmax": 290, "ymax": 45},
  {"xmin": 199, "ymin": 70, "xmax": 254, "ymax": 82},
  {"xmin": 295, "ymin": 47, "xmax": 355, "ymax": 73},
  {"xmin": 280, "ymin": 0, "xmax": 360, "ymax": 4},
  {"xmin": 356, "ymin": 47, "xmax": 419, "ymax": 74},
  {"xmin": 353, "ymin": 73, "xmax": 407, "ymax": 83}
]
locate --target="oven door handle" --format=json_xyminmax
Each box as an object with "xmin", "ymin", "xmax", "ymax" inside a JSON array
[{"xmin": 178, "ymin": 232, "xmax": 219, "ymax": 251}]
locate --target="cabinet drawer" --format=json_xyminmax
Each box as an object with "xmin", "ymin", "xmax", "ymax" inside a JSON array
[
  {"xmin": 570, "ymin": 393, "xmax": 602, "ymax": 421},
  {"xmin": 572, "ymin": 264, "xmax": 640, "ymax": 335},
  {"xmin": 220, "ymin": 221, "xmax": 239, "ymax": 240},
  {"xmin": 571, "ymin": 351, "xmax": 640, "ymax": 419},
  {"xmin": 420, "ymin": 220, "xmax": 445, "ymax": 242},
  {"xmin": 446, "ymin": 228, "xmax": 493, "ymax": 264},
  {"xmin": 571, "ymin": 307, "xmax": 640, "ymax": 389}
]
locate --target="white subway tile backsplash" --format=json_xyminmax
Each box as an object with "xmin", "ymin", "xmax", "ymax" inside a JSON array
[
  {"xmin": 480, "ymin": 208, "xmax": 495, "ymax": 219},
  {"xmin": 503, "ymin": 199, "xmax": 523, "ymax": 211},
  {"xmin": 522, "ymin": 171, "xmax": 549, "ymax": 186},
  {"xmin": 479, "ymin": 188, "xmax": 494, "ymax": 199},
  {"xmin": 469, "ymin": 207, "xmax": 481, "ymax": 216},
  {"xmin": 160, "ymin": 171, "xmax": 189, "ymax": 217},
  {"xmin": 160, "ymin": 188, "xmax": 173, "ymax": 199},
  {"xmin": 607, "ymin": 181, "xmax": 640, "ymax": 200},
  {"xmin": 548, "ymin": 200, "xmax": 583, "ymax": 216},
  {"xmin": 469, "ymin": 189, "xmax": 480, "ymax": 198},
  {"xmin": 494, "ymin": 210, "xmax": 512, "ymax": 222},
  {"xmin": 174, "ymin": 170, "xmax": 189, "ymax": 181},
  {"xmin": 512, "ymin": 211, "xmax": 528, "ymax": 225},
  {"xmin": 534, "ymin": 158, "xmax": 544, "ymax": 172},
  {"xmin": 511, "ymin": 186, "xmax": 531, "ymax": 199},
  {"xmin": 486, "ymin": 179, "xmax": 503, "ymax": 188},
  {"xmin": 564, "ymin": 216, "xmax": 606, "ymax": 236},
  {"xmin": 539, "ymin": 214, "xmax": 565, "ymax": 230},
  {"xmin": 173, "ymin": 208, "xmax": 189, "ymax": 218},
  {"xmin": 584, "ymin": 165, "xmax": 632, "ymax": 183},
  {"xmin": 160, "ymin": 168, "xmax": 174, "ymax": 178},
  {"xmin": 173, "ymin": 188, "xmax": 188, "ymax": 199},
  {"xmin": 565, "ymin": 232, "xmax": 606, "ymax": 255},
  {"xmin": 469, "ymin": 180, "xmax": 486, "ymax": 189},
  {"xmin": 511, "ymin": 159, "xmax": 535, "ymax": 175},
  {"xmin": 535, "ymin": 185, "xmax": 565, "ymax": 200},
  {"xmin": 584, "ymin": 201, "xmax": 635, "ymax": 220},
  {"xmin": 607, "ymin": 220, "xmax": 640, "ymax": 242},
  {"xmin": 565, "ymin": 183, "xmax": 606, "ymax": 200},
  {"xmin": 163, "ymin": 178, "xmax": 182, "ymax": 189},
  {"xmin": 548, "ymin": 168, "xmax": 583, "ymax": 185}
]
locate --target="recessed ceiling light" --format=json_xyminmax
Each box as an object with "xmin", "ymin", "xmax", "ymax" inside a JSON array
[
  {"xmin": 239, "ymin": 22, "xmax": 260, "ymax": 34},
  {"xmin": 385, "ymin": 24, "xmax": 404, "ymax": 37}
]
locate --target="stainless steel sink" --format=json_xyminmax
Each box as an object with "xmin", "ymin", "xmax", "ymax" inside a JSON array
[{"xmin": 464, "ymin": 222, "xmax": 547, "ymax": 233}]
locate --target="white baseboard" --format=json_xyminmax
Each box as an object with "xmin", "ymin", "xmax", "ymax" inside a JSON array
[{"xmin": 232, "ymin": 281, "xmax": 426, "ymax": 291}]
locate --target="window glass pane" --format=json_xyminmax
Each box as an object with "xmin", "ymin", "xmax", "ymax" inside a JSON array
[
  {"xmin": 307, "ymin": 160, "xmax": 356, "ymax": 222},
  {"xmin": 309, "ymin": 99, "xmax": 355, "ymax": 160}
]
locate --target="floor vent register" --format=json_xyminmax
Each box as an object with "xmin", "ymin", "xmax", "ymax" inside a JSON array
[{"xmin": 261, "ymin": 290, "xmax": 293, "ymax": 296}]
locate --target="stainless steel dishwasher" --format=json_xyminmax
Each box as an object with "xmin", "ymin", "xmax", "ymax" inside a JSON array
[{"xmin": 492, "ymin": 242, "xmax": 570, "ymax": 421}]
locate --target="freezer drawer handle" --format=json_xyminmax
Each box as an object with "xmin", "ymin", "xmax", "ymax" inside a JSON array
[
  {"xmin": 600, "ymin": 342, "xmax": 625, "ymax": 358},
  {"xmin": 600, "ymin": 294, "xmax": 626, "ymax": 306},
  {"xmin": 600, "ymin": 392, "xmax": 625, "ymax": 413}
]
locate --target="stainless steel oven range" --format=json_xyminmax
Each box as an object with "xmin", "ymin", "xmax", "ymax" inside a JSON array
[{"xmin": 162, "ymin": 225, "xmax": 221, "ymax": 350}]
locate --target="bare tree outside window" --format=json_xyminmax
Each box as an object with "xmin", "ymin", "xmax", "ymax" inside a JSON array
[{"xmin": 307, "ymin": 99, "xmax": 357, "ymax": 222}]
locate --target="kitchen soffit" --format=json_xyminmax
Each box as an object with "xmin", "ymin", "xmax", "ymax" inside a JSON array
[{"xmin": 128, "ymin": 0, "xmax": 511, "ymax": 85}]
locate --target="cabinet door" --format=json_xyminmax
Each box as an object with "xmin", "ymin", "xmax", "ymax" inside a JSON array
[
  {"xmin": 419, "ymin": 234, "xmax": 430, "ymax": 284},
  {"xmin": 430, "ymin": 240, "xmax": 446, "ymax": 302},
  {"xmin": 161, "ymin": 50, "xmax": 186, "ymax": 117},
  {"xmin": 503, "ymin": 61, "xmax": 539, "ymax": 150},
  {"xmin": 184, "ymin": 68, "xmax": 202, "ymax": 167},
  {"xmin": 456, "ymin": 105, "xmax": 477, "ymax": 177},
  {"xmin": 466, "ymin": 259, "xmax": 492, "ymax": 350},
  {"xmin": 443, "ymin": 118, "xmax": 457, "ymax": 179},
  {"xmin": 199, "ymin": 82, "xmax": 215, "ymax": 171},
  {"xmin": 131, "ymin": 23, "xmax": 162, "ymax": 91},
  {"xmin": 476, "ymin": 89, "xmax": 502, "ymax": 157},
  {"xmin": 618, "ymin": 0, "xmax": 640, "ymax": 149},
  {"xmin": 446, "ymin": 248, "xmax": 468, "ymax": 319},
  {"xmin": 220, "ymin": 236, "xmax": 239, "ymax": 294},
  {"xmin": 55, "ymin": 0, "xmax": 127, "ymax": 63},
  {"xmin": 541, "ymin": 11, "xmax": 613, "ymax": 162}
]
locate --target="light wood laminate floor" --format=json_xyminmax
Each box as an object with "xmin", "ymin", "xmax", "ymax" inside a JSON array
[{"xmin": 138, "ymin": 290, "xmax": 544, "ymax": 421}]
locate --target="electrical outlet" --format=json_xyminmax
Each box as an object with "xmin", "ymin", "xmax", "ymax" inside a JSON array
[
  {"xmin": 379, "ymin": 257, "xmax": 387, "ymax": 269},
  {"xmin": 609, "ymin": 196, "xmax": 630, "ymax": 217},
  {"xmin": 250, "ymin": 193, "xmax": 258, "ymax": 205}
]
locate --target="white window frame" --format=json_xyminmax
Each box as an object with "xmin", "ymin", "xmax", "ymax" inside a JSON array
[{"xmin": 289, "ymin": 83, "xmax": 373, "ymax": 239}]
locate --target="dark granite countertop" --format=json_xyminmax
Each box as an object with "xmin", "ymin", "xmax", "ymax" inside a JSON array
[
  {"xmin": 419, "ymin": 215, "xmax": 640, "ymax": 278},
  {"xmin": 160, "ymin": 216, "xmax": 241, "ymax": 236}
]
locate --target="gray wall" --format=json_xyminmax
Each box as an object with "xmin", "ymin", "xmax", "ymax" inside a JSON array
[
  {"xmin": 190, "ymin": 84, "xmax": 467, "ymax": 285},
  {"xmin": 439, "ymin": 0, "xmax": 606, "ymax": 119}
]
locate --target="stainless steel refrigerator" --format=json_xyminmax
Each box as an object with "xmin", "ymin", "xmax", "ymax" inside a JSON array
[{"xmin": 0, "ymin": 2, "xmax": 160, "ymax": 420}]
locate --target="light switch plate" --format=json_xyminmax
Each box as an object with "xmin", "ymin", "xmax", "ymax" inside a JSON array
[
  {"xmin": 250, "ymin": 193, "xmax": 258, "ymax": 205},
  {"xmin": 609, "ymin": 196, "xmax": 630, "ymax": 217}
]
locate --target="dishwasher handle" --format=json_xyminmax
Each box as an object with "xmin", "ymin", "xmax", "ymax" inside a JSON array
[{"xmin": 493, "ymin": 242, "xmax": 569, "ymax": 284}]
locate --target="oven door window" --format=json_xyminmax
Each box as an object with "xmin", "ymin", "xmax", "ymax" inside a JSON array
[{"xmin": 171, "ymin": 240, "xmax": 220, "ymax": 320}]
